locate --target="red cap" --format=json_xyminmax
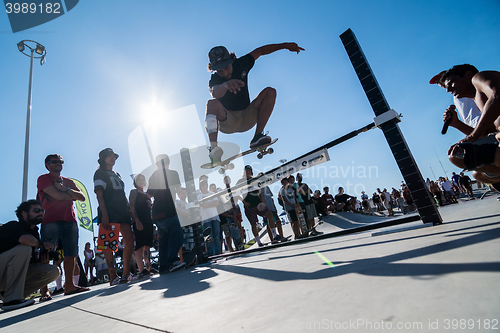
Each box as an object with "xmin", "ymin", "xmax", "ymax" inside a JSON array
[{"xmin": 429, "ymin": 71, "xmax": 445, "ymax": 84}]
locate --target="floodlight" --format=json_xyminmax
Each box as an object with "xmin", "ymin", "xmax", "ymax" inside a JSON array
[
  {"xmin": 17, "ymin": 41, "xmax": 25, "ymax": 52},
  {"xmin": 35, "ymin": 44, "xmax": 45, "ymax": 55}
]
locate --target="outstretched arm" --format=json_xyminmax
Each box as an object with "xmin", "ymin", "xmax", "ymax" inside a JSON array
[{"xmin": 249, "ymin": 42, "xmax": 304, "ymax": 61}]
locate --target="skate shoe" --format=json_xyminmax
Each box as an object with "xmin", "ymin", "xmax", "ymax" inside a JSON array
[
  {"xmin": 250, "ymin": 132, "xmax": 271, "ymax": 149},
  {"xmin": 208, "ymin": 146, "xmax": 223, "ymax": 164}
]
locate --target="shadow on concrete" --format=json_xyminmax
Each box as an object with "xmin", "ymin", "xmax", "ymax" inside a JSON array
[
  {"xmin": 231, "ymin": 213, "xmax": 500, "ymax": 267},
  {"xmin": 0, "ymin": 267, "xmax": 218, "ymax": 328},
  {"xmin": 212, "ymin": 221, "xmax": 500, "ymax": 282},
  {"xmin": 139, "ymin": 267, "xmax": 217, "ymax": 298},
  {"xmin": 0, "ymin": 287, "xmax": 116, "ymax": 329}
]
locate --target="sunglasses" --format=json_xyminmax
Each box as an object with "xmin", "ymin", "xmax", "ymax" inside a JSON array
[
  {"xmin": 48, "ymin": 160, "xmax": 64, "ymax": 164},
  {"xmin": 33, "ymin": 208, "xmax": 45, "ymax": 213}
]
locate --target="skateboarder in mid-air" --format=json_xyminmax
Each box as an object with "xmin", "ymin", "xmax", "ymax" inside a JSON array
[{"xmin": 205, "ymin": 42, "xmax": 304, "ymax": 163}]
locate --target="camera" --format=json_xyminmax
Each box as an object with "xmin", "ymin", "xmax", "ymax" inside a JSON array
[{"xmin": 35, "ymin": 249, "xmax": 62, "ymax": 263}]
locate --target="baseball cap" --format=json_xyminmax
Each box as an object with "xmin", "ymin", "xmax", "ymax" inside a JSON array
[
  {"xmin": 429, "ymin": 70, "xmax": 446, "ymax": 84},
  {"xmin": 98, "ymin": 148, "xmax": 118, "ymax": 163},
  {"xmin": 209, "ymin": 46, "xmax": 233, "ymax": 71},
  {"xmin": 244, "ymin": 165, "xmax": 253, "ymax": 170}
]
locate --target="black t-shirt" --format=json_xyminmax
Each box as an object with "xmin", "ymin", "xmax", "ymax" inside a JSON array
[
  {"xmin": 372, "ymin": 194, "xmax": 380, "ymax": 204},
  {"xmin": 335, "ymin": 193, "xmax": 351, "ymax": 204},
  {"xmin": 148, "ymin": 168, "xmax": 181, "ymax": 221},
  {"xmin": 312, "ymin": 196, "xmax": 326, "ymax": 214},
  {"xmin": 209, "ymin": 54, "xmax": 255, "ymax": 111},
  {"xmin": 237, "ymin": 177, "xmax": 261, "ymax": 208},
  {"xmin": 93, "ymin": 169, "xmax": 131, "ymax": 224},
  {"xmin": 460, "ymin": 175, "xmax": 471, "ymax": 187},
  {"xmin": 0, "ymin": 220, "xmax": 39, "ymax": 257},
  {"xmin": 298, "ymin": 182, "xmax": 313, "ymax": 205}
]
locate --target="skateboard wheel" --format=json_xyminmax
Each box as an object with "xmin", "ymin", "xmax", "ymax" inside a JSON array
[
  {"xmin": 228, "ymin": 163, "xmax": 234, "ymax": 170},
  {"xmin": 218, "ymin": 168, "xmax": 225, "ymax": 175},
  {"xmin": 268, "ymin": 148, "xmax": 274, "ymax": 154},
  {"xmin": 257, "ymin": 153, "xmax": 263, "ymax": 159}
]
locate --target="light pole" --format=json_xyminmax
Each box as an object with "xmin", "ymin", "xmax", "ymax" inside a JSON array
[{"xmin": 17, "ymin": 40, "xmax": 46, "ymax": 202}]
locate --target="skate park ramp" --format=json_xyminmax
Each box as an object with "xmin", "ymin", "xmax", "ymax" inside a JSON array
[{"xmin": 250, "ymin": 209, "xmax": 420, "ymax": 248}]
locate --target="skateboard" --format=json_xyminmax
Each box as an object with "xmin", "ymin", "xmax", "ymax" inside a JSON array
[
  {"xmin": 309, "ymin": 219, "xmax": 324, "ymax": 234},
  {"xmin": 97, "ymin": 223, "xmax": 120, "ymax": 252},
  {"xmin": 201, "ymin": 138, "xmax": 278, "ymax": 174},
  {"xmin": 295, "ymin": 207, "xmax": 309, "ymax": 237},
  {"xmin": 202, "ymin": 225, "xmax": 213, "ymax": 242}
]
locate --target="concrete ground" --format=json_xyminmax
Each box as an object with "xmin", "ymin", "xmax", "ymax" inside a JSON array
[{"xmin": 1, "ymin": 190, "xmax": 499, "ymax": 333}]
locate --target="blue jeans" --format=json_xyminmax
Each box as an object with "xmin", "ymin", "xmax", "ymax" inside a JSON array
[
  {"xmin": 155, "ymin": 215, "xmax": 183, "ymax": 271},
  {"xmin": 203, "ymin": 220, "xmax": 220, "ymax": 256}
]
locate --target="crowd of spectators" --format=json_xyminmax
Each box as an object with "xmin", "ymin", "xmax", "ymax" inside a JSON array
[{"xmin": 0, "ymin": 148, "xmax": 485, "ymax": 313}]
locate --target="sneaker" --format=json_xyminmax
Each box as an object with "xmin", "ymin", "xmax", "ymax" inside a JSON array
[
  {"xmin": 110, "ymin": 276, "xmax": 121, "ymax": 286},
  {"xmin": 127, "ymin": 273, "xmax": 139, "ymax": 282},
  {"xmin": 209, "ymin": 146, "xmax": 223, "ymax": 164},
  {"xmin": 2, "ymin": 299, "xmax": 35, "ymax": 311},
  {"xmin": 51, "ymin": 287, "xmax": 64, "ymax": 295},
  {"xmin": 119, "ymin": 273, "xmax": 138, "ymax": 284},
  {"xmin": 138, "ymin": 270, "xmax": 151, "ymax": 278},
  {"xmin": 310, "ymin": 230, "xmax": 324, "ymax": 236},
  {"xmin": 274, "ymin": 235, "xmax": 288, "ymax": 242},
  {"xmin": 169, "ymin": 261, "xmax": 186, "ymax": 273},
  {"xmin": 250, "ymin": 132, "xmax": 272, "ymax": 149}
]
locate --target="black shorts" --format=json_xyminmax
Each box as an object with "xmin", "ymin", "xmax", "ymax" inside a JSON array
[{"xmin": 287, "ymin": 209, "xmax": 298, "ymax": 222}]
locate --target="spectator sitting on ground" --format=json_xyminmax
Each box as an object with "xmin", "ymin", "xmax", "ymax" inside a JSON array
[
  {"xmin": 334, "ymin": 187, "xmax": 359, "ymax": 213},
  {"xmin": 320, "ymin": 187, "xmax": 337, "ymax": 213},
  {"xmin": 312, "ymin": 190, "xmax": 328, "ymax": 217}
]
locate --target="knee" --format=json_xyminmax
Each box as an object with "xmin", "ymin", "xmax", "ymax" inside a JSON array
[
  {"xmin": 49, "ymin": 265, "xmax": 61, "ymax": 281},
  {"xmin": 206, "ymin": 99, "xmax": 223, "ymax": 114},
  {"xmin": 448, "ymin": 155, "xmax": 466, "ymax": 169},
  {"xmin": 18, "ymin": 244, "xmax": 32, "ymax": 256},
  {"xmin": 264, "ymin": 87, "xmax": 277, "ymax": 99}
]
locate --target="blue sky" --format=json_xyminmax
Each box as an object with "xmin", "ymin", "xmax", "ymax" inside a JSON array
[{"xmin": 1, "ymin": 0, "xmax": 499, "ymax": 250}]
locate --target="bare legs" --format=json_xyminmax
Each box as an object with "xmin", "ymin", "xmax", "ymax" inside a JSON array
[{"xmin": 204, "ymin": 87, "xmax": 277, "ymax": 146}]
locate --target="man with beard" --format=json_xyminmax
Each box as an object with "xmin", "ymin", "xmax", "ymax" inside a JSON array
[{"xmin": 0, "ymin": 200, "xmax": 59, "ymax": 311}]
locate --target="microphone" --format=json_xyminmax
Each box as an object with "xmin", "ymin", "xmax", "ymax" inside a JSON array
[{"xmin": 441, "ymin": 105, "xmax": 456, "ymax": 135}]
